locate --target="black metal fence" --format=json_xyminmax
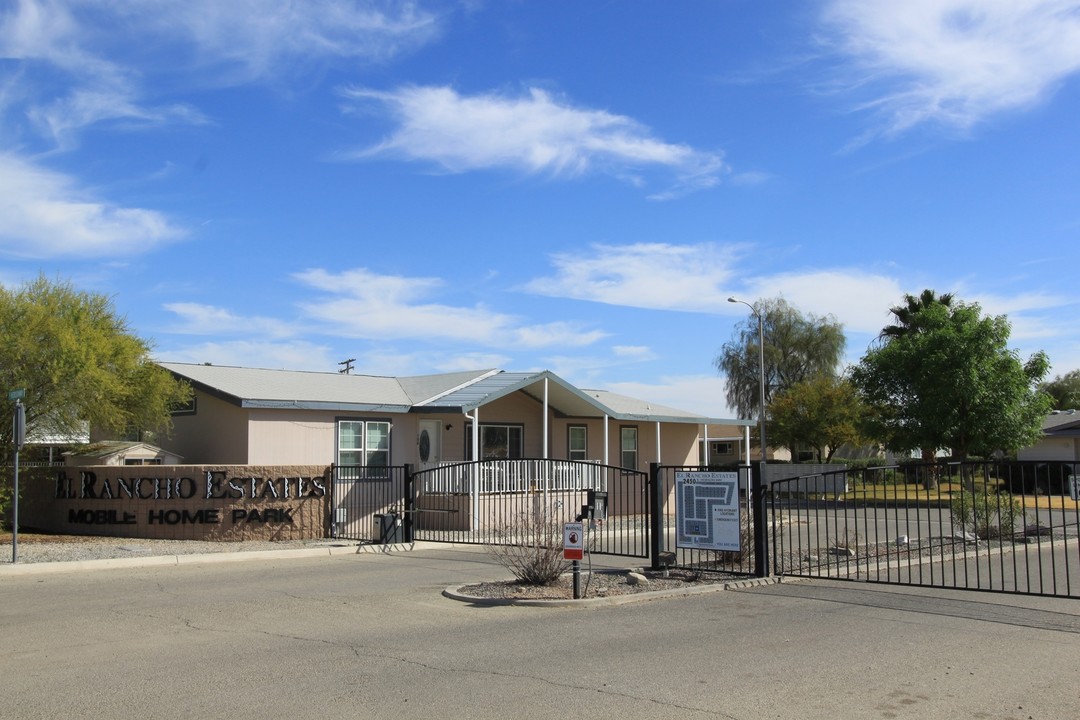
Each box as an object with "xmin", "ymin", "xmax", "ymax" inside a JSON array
[{"xmin": 769, "ymin": 460, "xmax": 1080, "ymax": 599}]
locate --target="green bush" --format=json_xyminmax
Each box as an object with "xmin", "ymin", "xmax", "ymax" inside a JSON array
[{"xmin": 950, "ymin": 487, "xmax": 1024, "ymax": 540}]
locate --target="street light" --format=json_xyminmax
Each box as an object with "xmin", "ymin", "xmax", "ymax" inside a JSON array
[{"xmin": 728, "ymin": 297, "xmax": 766, "ymax": 462}]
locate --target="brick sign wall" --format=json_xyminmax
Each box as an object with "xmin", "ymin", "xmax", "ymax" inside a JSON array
[{"xmin": 16, "ymin": 465, "xmax": 332, "ymax": 541}]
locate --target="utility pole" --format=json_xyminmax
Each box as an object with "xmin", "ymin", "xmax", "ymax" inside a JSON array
[{"xmin": 338, "ymin": 359, "xmax": 356, "ymax": 375}]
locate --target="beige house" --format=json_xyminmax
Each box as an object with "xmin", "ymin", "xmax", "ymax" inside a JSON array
[
  {"xmin": 159, "ymin": 363, "xmax": 751, "ymax": 471},
  {"xmin": 1018, "ymin": 410, "xmax": 1080, "ymax": 462}
]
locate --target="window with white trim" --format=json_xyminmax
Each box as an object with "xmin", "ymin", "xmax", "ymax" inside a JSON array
[
  {"xmin": 568, "ymin": 425, "xmax": 587, "ymax": 461},
  {"xmin": 337, "ymin": 420, "xmax": 391, "ymax": 467},
  {"xmin": 620, "ymin": 426, "xmax": 638, "ymax": 470}
]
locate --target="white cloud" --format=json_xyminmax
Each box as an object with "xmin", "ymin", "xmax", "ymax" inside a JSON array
[
  {"xmin": 342, "ymin": 85, "xmax": 727, "ymax": 197},
  {"xmin": 525, "ymin": 242, "xmax": 746, "ymax": 312},
  {"xmin": 156, "ymin": 340, "xmax": 338, "ymax": 372},
  {"xmin": 604, "ymin": 375, "xmax": 738, "ymax": 420},
  {"xmin": 822, "ymin": 0, "xmax": 1080, "ymax": 133},
  {"xmin": 0, "ymin": 154, "xmax": 184, "ymax": 258},
  {"xmin": 741, "ymin": 270, "xmax": 906, "ymax": 334},
  {"xmin": 293, "ymin": 267, "xmax": 607, "ymax": 349},
  {"xmin": 162, "ymin": 302, "xmax": 297, "ymax": 339}
]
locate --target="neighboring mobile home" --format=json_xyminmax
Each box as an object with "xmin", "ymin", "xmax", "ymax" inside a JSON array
[
  {"xmin": 159, "ymin": 363, "xmax": 751, "ymax": 470},
  {"xmin": 1018, "ymin": 410, "xmax": 1080, "ymax": 462}
]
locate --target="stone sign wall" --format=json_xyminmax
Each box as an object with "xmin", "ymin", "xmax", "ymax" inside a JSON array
[{"xmin": 15, "ymin": 465, "xmax": 332, "ymax": 541}]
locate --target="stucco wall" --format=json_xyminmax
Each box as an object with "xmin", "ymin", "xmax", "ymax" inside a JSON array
[
  {"xmin": 169, "ymin": 392, "xmax": 251, "ymax": 464},
  {"xmin": 18, "ymin": 465, "xmax": 331, "ymax": 541},
  {"xmin": 1018, "ymin": 437, "xmax": 1080, "ymax": 462}
]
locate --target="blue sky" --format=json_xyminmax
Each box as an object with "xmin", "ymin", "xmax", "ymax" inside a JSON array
[{"xmin": 2, "ymin": 0, "xmax": 1079, "ymax": 420}]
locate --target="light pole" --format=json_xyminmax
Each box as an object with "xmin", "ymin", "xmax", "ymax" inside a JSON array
[
  {"xmin": 728, "ymin": 297, "xmax": 769, "ymax": 577},
  {"xmin": 728, "ymin": 297, "xmax": 766, "ymax": 461}
]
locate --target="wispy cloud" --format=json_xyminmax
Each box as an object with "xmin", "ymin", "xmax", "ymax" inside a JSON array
[
  {"xmin": 524, "ymin": 242, "xmax": 746, "ymax": 312},
  {"xmin": 293, "ymin": 267, "xmax": 607, "ymax": 349},
  {"xmin": 0, "ymin": 0, "xmax": 441, "ymax": 255},
  {"xmin": 341, "ymin": 85, "xmax": 728, "ymax": 198},
  {"xmin": 821, "ymin": 0, "xmax": 1080, "ymax": 133},
  {"xmin": 155, "ymin": 339, "xmax": 339, "ymax": 372},
  {"xmin": 0, "ymin": 154, "xmax": 184, "ymax": 258},
  {"xmin": 162, "ymin": 302, "xmax": 298, "ymax": 339}
]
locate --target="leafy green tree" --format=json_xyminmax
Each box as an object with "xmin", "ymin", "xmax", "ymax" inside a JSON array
[
  {"xmin": 0, "ymin": 276, "xmax": 191, "ymax": 448},
  {"xmin": 1042, "ymin": 369, "xmax": 1080, "ymax": 410},
  {"xmin": 876, "ymin": 289, "xmax": 957, "ymax": 466},
  {"xmin": 769, "ymin": 376, "xmax": 866, "ymax": 463},
  {"xmin": 716, "ymin": 297, "xmax": 846, "ymax": 420},
  {"xmin": 852, "ymin": 296, "xmax": 1051, "ymax": 461}
]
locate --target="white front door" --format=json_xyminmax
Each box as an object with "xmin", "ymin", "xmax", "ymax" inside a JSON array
[{"xmin": 418, "ymin": 419, "xmax": 442, "ymax": 469}]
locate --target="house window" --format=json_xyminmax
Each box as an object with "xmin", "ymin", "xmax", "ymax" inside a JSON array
[
  {"xmin": 466, "ymin": 424, "xmax": 523, "ymax": 460},
  {"xmin": 568, "ymin": 425, "xmax": 587, "ymax": 461},
  {"xmin": 620, "ymin": 426, "xmax": 638, "ymax": 470},
  {"xmin": 711, "ymin": 441, "xmax": 734, "ymax": 456},
  {"xmin": 170, "ymin": 396, "xmax": 197, "ymax": 416},
  {"xmin": 337, "ymin": 420, "xmax": 391, "ymax": 467},
  {"xmin": 124, "ymin": 458, "xmax": 162, "ymax": 466}
]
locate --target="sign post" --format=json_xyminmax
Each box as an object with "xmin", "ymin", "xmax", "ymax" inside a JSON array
[
  {"xmin": 9, "ymin": 389, "xmax": 25, "ymax": 564},
  {"xmin": 563, "ymin": 521, "xmax": 584, "ymax": 599}
]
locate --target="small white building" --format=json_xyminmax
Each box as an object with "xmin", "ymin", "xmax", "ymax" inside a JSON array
[{"xmin": 64, "ymin": 441, "xmax": 183, "ymax": 467}]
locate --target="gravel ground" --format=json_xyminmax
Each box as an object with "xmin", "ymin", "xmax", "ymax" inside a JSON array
[
  {"xmin": 0, "ymin": 532, "xmax": 355, "ymax": 565},
  {"xmin": 457, "ymin": 567, "xmax": 747, "ymax": 601}
]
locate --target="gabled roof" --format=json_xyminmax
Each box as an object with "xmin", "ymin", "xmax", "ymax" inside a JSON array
[
  {"xmin": 64, "ymin": 441, "xmax": 179, "ymax": 460},
  {"xmin": 1043, "ymin": 410, "xmax": 1080, "ymax": 437},
  {"xmin": 159, "ymin": 362, "xmax": 748, "ymax": 426}
]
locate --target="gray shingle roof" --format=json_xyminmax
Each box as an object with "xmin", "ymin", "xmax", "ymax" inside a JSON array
[{"xmin": 159, "ymin": 362, "xmax": 749, "ymax": 425}]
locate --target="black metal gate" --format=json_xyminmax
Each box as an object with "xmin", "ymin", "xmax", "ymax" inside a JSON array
[
  {"xmin": 330, "ymin": 465, "xmax": 410, "ymax": 543},
  {"xmin": 769, "ymin": 461, "xmax": 1080, "ymax": 599},
  {"xmin": 408, "ymin": 459, "xmax": 651, "ymax": 559}
]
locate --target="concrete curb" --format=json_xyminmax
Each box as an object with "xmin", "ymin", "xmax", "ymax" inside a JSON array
[
  {"xmin": 443, "ymin": 574, "xmax": 785, "ymax": 608},
  {"xmin": 0, "ymin": 541, "xmax": 415, "ymax": 576}
]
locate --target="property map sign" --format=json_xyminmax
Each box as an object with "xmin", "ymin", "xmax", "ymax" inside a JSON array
[{"xmin": 675, "ymin": 471, "xmax": 741, "ymax": 552}]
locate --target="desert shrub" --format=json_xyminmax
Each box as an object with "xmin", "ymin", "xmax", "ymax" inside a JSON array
[
  {"xmin": 485, "ymin": 505, "xmax": 574, "ymax": 585},
  {"xmin": 950, "ymin": 487, "xmax": 1024, "ymax": 540}
]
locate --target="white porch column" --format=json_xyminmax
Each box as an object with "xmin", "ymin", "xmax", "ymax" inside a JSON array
[
  {"xmin": 470, "ymin": 408, "xmax": 480, "ymax": 529},
  {"xmin": 655, "ymin": 421, "xmax": 662, "ymax": 466},
  {"xmin": 603, "ymin": 415, "xmax": 610, "ymax": 465},
  {"xmin": 704, "ymin": 424, "xmax": 711, "ymax": 466},
  {"xmin": 543, "ymin": 378, "xmax": 549, "ymax": 459},
  {"xmin": 743, "ymin": 425, "xmax": 751, "ymax": 464}
]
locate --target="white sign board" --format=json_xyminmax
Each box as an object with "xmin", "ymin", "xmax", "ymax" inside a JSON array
[
  {"xmin": 675, "ymin": 471, "xmax": 741, "ymax": 552},
  {"xmin": 563, "ymin": 522, "xmax": 584, "ymax": 560}
]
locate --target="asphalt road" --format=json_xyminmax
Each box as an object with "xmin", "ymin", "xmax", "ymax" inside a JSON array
[{"xmin": 1, "ymin": 545, "xmax": 1078, "ymax": 719}]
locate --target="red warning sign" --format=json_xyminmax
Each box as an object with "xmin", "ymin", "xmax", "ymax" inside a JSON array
[{"xmin": 563, "ymin": 522, "xmax": 584, "ymax": 560}]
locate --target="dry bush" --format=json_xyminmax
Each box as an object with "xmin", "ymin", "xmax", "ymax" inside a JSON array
[{"xmin": 485, "ymin": 505, "xmax": 573, "ymax": 585}]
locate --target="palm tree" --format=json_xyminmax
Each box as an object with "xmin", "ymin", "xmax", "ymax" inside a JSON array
[
  {"xmin": 879, "ymin": 289, "xmax": 955, "ymax": 487},
  {"xmin": 880, "ymin": 289, "xmax": 954, "ymax": 341}
]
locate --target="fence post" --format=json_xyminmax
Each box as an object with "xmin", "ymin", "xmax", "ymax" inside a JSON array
[
  {"xmin": 752, "ymin": 461, "xmax": 769, "ymax": 577},
  {"xmin": 403, "ymin": 464, "xmax": 415, "ymax": 544},
  {"xmin": 649, "ymin": 462, "xmax": 665, "ymax": 570}
]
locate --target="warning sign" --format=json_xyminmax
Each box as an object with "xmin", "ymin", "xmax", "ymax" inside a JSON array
[{"xmin": 563, "ymin": 522, "xmax": 584, "ymax": 560}]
